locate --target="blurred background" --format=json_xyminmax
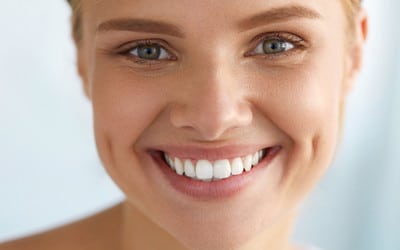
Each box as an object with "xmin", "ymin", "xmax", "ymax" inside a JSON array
[{"xmin": 0, "ymin": 0, "xmax": 399, "ymax": 249}]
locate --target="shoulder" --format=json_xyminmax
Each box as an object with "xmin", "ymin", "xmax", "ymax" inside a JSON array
[{"xmin": 0, "ymin": 203, "xmax": 122, "ymax": 250}]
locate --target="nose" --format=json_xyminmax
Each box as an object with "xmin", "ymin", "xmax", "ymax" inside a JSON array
[{"xmin": 169, "ymin": 60, "xmax": 253, "ymax": 141}]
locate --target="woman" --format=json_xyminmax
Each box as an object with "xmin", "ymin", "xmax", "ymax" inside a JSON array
[{"xmin": 1, "ymin": 0, "xmax": 367, "ymax": 249}]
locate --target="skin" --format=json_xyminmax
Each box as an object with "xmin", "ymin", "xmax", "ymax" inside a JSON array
[{"xmin": 1, "ymin": 0, "xmax": 368, "ymax": 249}]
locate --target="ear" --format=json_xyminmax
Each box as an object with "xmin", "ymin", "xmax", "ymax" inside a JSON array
[{"xmin": 343, "ymin": 8, "xmax": 368, "ymax": 95}]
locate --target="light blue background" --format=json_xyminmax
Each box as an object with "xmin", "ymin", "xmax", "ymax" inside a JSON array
[{"xmin": 0, "ymin": 1, "xmax": 399, "ymax": 249}]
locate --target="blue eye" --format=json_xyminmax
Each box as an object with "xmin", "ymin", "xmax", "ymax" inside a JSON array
[
  {"xmin": 129, "ymin": 43, "xmax": 170, "ymax": 60},
  {"xmin": 254, "ymin": 39, "xmax": 295, "ymax": 55}
]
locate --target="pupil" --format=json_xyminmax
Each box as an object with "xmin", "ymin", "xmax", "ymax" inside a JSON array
[
  {"xmin": 271, "ymin": 42, "xmax": 280, "ymax": 50},
  {"xmin": 138, "ymin": 45, "xmax": 161, "ymax": 59}
]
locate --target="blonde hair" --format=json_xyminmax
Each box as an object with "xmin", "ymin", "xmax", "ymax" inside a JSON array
[
  {"xmin": 66, "ymin": 0, "xmax": 362, "ymax": 44},
  {"xmin": 66, "ymin": 0, "xmax": 83, "ymax": 44}
]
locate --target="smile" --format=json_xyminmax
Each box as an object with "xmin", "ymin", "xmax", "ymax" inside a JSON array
[
  {"xmin": 150, "ymin": 145, "xmax": 281, "ymax": 199},
  {"xmin": 163, "ymin": 149, "xmax": 267, "ymax": 181}
]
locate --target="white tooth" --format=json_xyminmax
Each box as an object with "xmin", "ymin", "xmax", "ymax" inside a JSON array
[
  {"xmin": 184, "ymin": 159, "xmax": 196, "ymax": 178},
  {"xmin": 231, "ymin": 157, "xmax": 244, "ymax": 175},
  {"xmin": 252, "ymin": 152, "xmax": 259, "ymax": 165},
  {"xmin": 164, "ymin": 153, "xmax": 169, "ymax": 164},
  {"xmin": 164, "ymin": 154, "xmax": 173, "ymax": 168},
  {"xmin": 244, "ymin": 155, "xmax": 253, "ymax": 172},
  {"xmin": 167, "ymin": 154, "xmax": 174, "ymax": 169},
  {"xmin": 196, "ymin": 160, "xmax": 213, "ymax": 180},
  {"xmin": 213, "ymin": 159, "xmax": 231, "ymax": 179},
  {"xmin": 258, "ymin": 150, "xmax": 263, "ymax": 160},
  {"xmin": 174, "ymin": 157, "xmax": 184, "ymax": 175}
]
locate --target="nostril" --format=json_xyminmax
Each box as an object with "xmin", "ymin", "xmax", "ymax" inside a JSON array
[{"xmin": 169, "ymin": 104, "xmax": 193, "ymax": 129}]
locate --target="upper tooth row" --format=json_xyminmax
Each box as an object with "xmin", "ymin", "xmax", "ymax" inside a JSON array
[{"xmin": 164, "ymin": 150, "xmax": 266, "ymax": 181}]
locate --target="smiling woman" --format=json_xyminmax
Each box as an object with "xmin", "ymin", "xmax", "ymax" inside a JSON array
[{"xmin": 1, "ymin": 0, "xmax": 367, "ymax": 250}]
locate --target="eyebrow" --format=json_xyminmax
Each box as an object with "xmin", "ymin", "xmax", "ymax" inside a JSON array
[
  {"xmin": 237, "ymin": 5, "xmax": 322, "ymax": 31},
  {"xmin": 96, "ymin": 5, "xmax": 322, "ymax": 37},
  {"xmin": 97, "ymin": 18, "xmax": 185, "ymax": 38}
]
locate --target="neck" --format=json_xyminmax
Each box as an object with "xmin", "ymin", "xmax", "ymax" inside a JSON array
[
  {"xmin": 120, "ymin": 202, "xmax": 187, "ymax": 250},
  {"xmin": 120, "ymin": 201, "xmax": 299, "ymax": 250}
]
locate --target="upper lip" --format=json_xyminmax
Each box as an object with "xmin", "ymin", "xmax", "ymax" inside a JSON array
[{"xmin": 149, "ymin": 144, "xmax": 280, "ymax": 161}]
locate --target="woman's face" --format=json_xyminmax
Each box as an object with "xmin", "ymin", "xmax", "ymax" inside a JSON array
[{"xmin": 77, "ymin": 0, "xmax": 363, "ymax": 249}]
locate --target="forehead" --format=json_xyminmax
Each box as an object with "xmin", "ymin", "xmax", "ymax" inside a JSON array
[{"xmin": 82, "ymin": 0, "xmax": 346, "ymax": 33}]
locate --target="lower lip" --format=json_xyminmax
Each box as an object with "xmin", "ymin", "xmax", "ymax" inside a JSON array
[{"xmin": 151, "ymin": 147, "xmax": 281, "ymax": 200}]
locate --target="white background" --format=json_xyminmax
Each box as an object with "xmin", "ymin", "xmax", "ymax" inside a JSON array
[{"xmin": 0, "ymin": 1, "xmax": 399, "ymax": 249}]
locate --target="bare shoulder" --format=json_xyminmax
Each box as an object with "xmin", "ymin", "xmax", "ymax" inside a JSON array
[{"xmin": 0, "ymin": 203, "xmax": 123, "ymax": 250}]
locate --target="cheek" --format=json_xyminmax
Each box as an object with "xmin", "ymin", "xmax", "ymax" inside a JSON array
[
  {"xmin": 250, "ymin": 53, "xmax": 345, "ymax": 188},
  {"xmin": 252, "ymin": 58, "xmax": 345, "ymax": 146},
  {"xmin": 91, "ymin": 68, "xmax": 167, "ymax": 146},
  {"xmin": 89, "ymin": 65, "xmax": 170, "ymax": 198}
]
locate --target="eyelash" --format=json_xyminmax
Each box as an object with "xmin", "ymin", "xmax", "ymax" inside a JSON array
[
  {"xmin": 246, "ymin": 32, "xmax": 307, "ymax": 59},
  {"xmin": 116, "ymin": 40, "xmax": 174, "ymax": 65},
  {"xmin": 117, "ymin": 32, "xmax": 307, "ymax": 65}
]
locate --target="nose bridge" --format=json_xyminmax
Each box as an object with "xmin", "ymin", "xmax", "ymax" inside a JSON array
[
  {"xmin": 170, "ymin": 49, "xmax": 252, "ymax": 140},
  {"xmin": 196, "ymin": 64, "xmax": 236, "ymax": 122}
]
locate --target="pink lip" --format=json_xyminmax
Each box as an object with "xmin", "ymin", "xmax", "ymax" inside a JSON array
[{"xmin": 149, "ymin": 146, "xmax": 281, "ymax": 200}]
